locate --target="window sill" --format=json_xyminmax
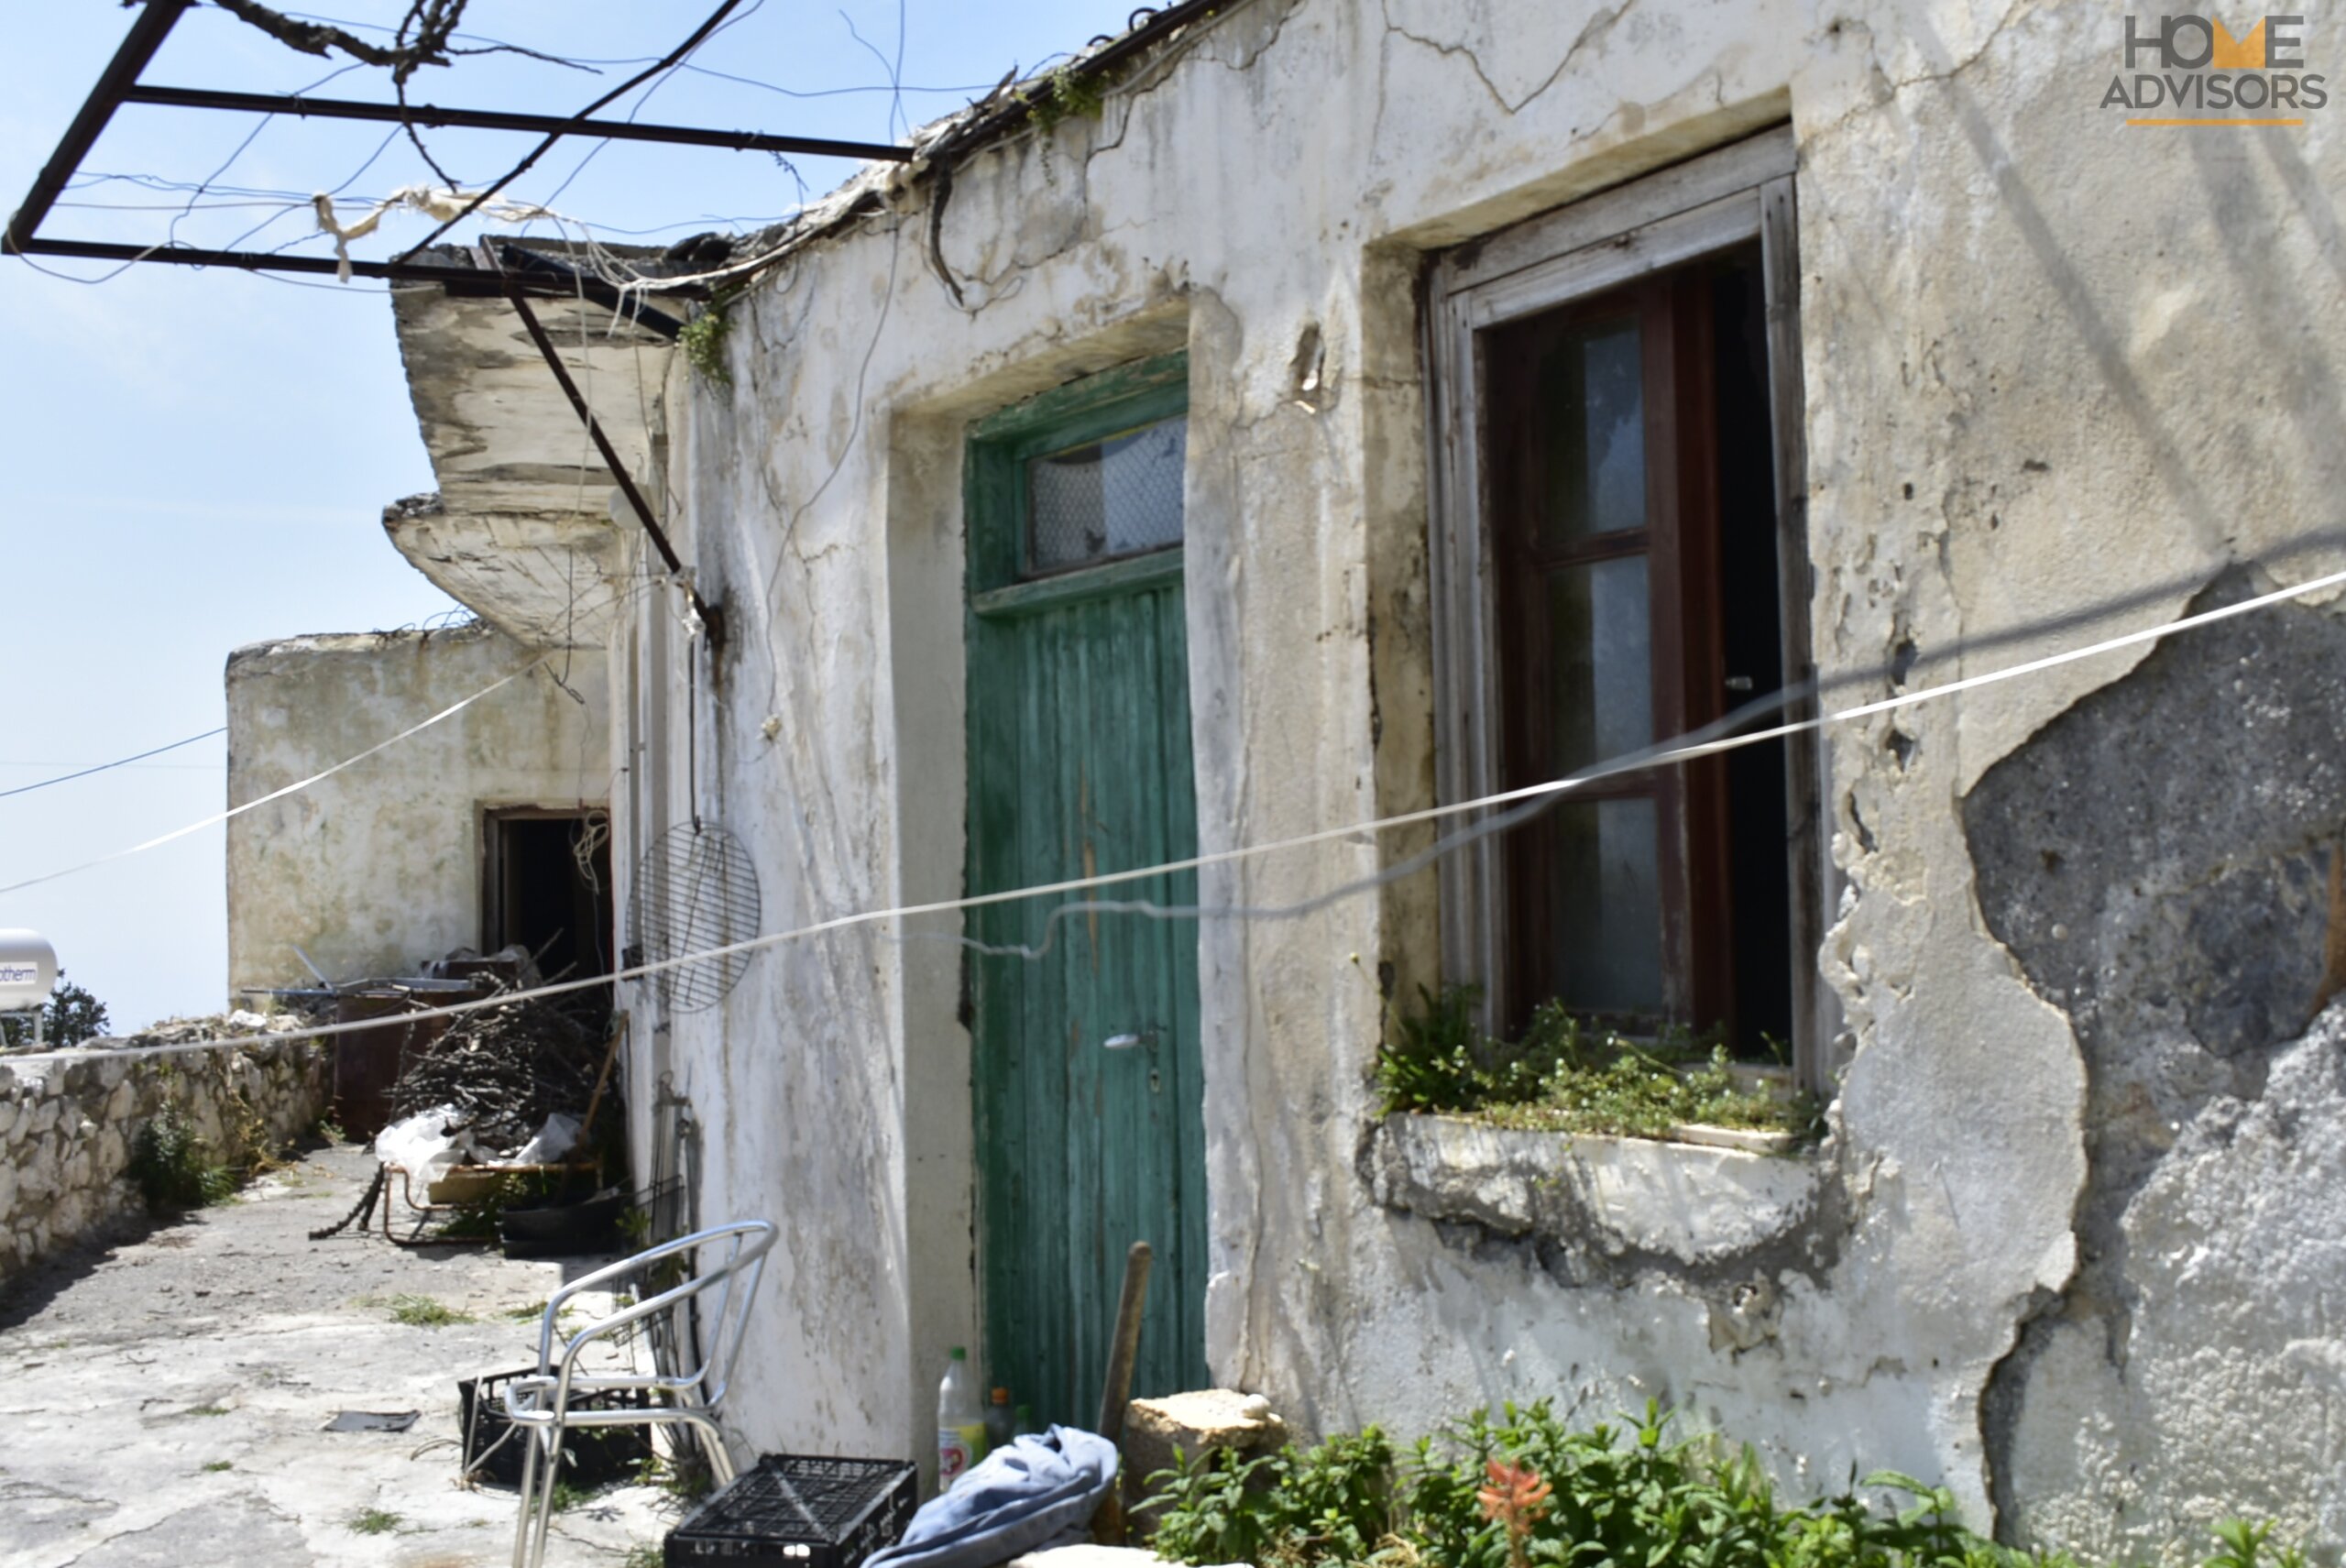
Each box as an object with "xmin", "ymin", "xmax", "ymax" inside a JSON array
[{"xmin": 1365, "ymin": 1112, "xmax": 1825, "ymax": 1266}]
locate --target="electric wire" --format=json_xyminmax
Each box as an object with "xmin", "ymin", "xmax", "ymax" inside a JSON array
[
  {"xmin": 0, "ymin": 656, "xmax": 551, "ymax": 896},
  {"xmin": 0, "ymin": 729, "xmax": 226, "ymax": 800},
  {"xmin": 27, "ymin": 558, "xmax": 2346, "ymax": 1061}
]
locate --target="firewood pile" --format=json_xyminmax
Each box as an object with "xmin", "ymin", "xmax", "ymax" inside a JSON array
[{"xmin": 388, "ymin": 993, "xmax": 608, "ymax": 1157}]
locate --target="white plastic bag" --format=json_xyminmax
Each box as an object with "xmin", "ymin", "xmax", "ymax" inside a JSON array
[
  {"xmin": 511, "ymin": 1112, "xmax": 581, "ymax": 1165},
  {"xmin": 372, "ymin": 1104, "xmax": 474, "ymax": 1184}
]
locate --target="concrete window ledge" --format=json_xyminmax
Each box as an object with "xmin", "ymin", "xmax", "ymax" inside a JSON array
[{"xmin": 1365, "ymin": 1113, "xmax": 1826, "ymax": 1267}]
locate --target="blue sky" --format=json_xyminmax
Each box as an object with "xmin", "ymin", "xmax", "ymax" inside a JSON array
[{"xmin": 1, "ymin": 1, "xmax": 1141, "ymax": 1032}]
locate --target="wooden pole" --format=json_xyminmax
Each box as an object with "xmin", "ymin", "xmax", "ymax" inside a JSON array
[{"xmin": 1093, "ymin": 1240, "xmax": 1153, "ymax": 1546}]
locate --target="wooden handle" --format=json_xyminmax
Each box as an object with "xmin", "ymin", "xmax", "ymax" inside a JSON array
[{"xmin": 1092, "ymin": 1240, "xmax": 1153, "ymax": 1547}]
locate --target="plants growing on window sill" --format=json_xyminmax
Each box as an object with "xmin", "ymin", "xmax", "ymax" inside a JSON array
[{"xmin": 1375, "ymin": 985, "xmax": 1821, "ymax": 1151}]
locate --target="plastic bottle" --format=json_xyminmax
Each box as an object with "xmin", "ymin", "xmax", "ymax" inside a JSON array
[
  {"xmin": 983, "ymin": 1387, "xmax": 1016, "ymax": 1453},
  {"xmin": 937, "ymin": 1347, "xmax": 985, "ymax": 1489}
]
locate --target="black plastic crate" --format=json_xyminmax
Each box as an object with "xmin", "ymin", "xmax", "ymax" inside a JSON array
[
  {"xmin": 666, "ymin": 1454, "xmax": 917, "ymax": 1567},
  {"xmin": 456, "ymin": 1367, "xmax": 655, "ymax": 1487}
]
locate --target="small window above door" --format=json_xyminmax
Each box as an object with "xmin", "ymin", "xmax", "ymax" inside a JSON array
[
  {"xmin": 1026, "ymin": 416, "xmax": 1188, "ymax": 576},
  {"xmin": 964, "ymin": 354, "xmax": 1189, "ymax": 602}
]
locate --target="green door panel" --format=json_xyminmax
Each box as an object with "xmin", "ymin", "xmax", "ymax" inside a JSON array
[{"xmin": 965, "ymin": 359, "xmax": 1208, "ymax": 1428}]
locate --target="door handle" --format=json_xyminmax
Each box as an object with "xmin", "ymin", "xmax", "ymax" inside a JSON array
[{"xmin": 1103, "ymin": 1029, "xmax": 1156, "ymax": 1050}]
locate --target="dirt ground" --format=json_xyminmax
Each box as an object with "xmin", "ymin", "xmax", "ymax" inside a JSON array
[{"xmin": 0, "ymin": 1142, "xmax": 685, "ymax": 1567}]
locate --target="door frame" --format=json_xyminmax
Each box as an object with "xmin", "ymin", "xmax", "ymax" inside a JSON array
[{"xmin": 961, "ymin": 351, "xmax": 1202, "ymax": 1420}]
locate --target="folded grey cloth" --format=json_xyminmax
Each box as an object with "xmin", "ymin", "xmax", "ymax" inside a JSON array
[{"xmin": 865, "ymin": 1427, "xmax": 1119, "ymax": 1568}]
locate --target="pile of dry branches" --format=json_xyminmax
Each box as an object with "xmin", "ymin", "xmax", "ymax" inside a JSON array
[{"xmin": 388, "ymin": 994, "xmax": 608, "ymax": 1155}]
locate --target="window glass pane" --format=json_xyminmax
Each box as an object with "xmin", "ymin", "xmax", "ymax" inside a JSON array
[
  {"xmin": 1544, "ymin": 554, "xmax": 1651, "ymax": 775},
  {"xmin": 1548, "ymin": 796, "xmax": 1663, "ymax": 1015},
  {"xmin": 1027, "ymin": 416, "xmax": 1187, "ymax": 573},
  {"xmin": 1535, "ymin": 314, "xmax": 1644, "ymax": 548}
]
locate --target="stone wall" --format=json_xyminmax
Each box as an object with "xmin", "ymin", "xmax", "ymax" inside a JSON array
[{"xmin": 0, "ymin": 1039, "xmax": 331, "ymax": 1291}]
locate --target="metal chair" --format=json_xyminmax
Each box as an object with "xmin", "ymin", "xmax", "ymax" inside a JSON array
[{"xmin": 502, "ymin": 1219, "xmax": 777, "ymax": 1568}]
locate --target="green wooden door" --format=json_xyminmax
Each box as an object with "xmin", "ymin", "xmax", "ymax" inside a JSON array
[{"xmin": 965, "ymin": 357, "xmax": 1210, "ymax": 1427}]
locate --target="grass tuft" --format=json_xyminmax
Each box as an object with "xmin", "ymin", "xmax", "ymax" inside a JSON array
[
  {"xmin": 348, "ymin": 1508, "xmax": 400, "ymax": 1536},
  {"xmin": 381, "ymin": 1294, "xmax": 474, "ymax": 1327}
]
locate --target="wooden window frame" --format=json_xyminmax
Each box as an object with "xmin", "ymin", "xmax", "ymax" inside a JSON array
[{"xmin": 1424, "ymin": 126, "xmax": 1839, "ymax": 1090}]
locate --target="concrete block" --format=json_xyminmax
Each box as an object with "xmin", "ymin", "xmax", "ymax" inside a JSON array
[{"xmin": 1122, "ymin": 1389, "xmax": 1287, "ymax": 1522}]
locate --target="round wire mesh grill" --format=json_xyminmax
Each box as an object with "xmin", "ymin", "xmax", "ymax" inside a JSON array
[{"xmin": 631, "ymin": 823, "xmax": 761, "ymax": 1012}]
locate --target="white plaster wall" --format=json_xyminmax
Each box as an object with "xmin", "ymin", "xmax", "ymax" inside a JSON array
[
  {"xmin": 225, "ymin": 623, "xmax": 609, "ymax": 997},
  {"xmin": 601, "ymin": 0, "xmax": 2346, "ymax": 1549}
]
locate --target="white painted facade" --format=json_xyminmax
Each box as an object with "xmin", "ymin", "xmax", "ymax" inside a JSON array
[
  {"xmin": 386, "ymin": 0, "xmax": 2346, "ymax": 1555},
  {"xmin": 225, "ymin": 623, "xmax": 608, "ymax": 995}
]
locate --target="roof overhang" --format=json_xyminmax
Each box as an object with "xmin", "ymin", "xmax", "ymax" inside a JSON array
[{"xmin": 387, "ymin": 245, "xmax": 673, "ymax": 649}]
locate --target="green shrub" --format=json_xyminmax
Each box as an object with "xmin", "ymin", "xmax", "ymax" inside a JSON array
[
  {"xmin": 1145, "ymin": 1399, "xmax": 2307, "ymax": 1568},
  {"xmin": 126, "ymin": 1105, "xmax": 236, "ymax": 1212},
  {"xmin": 1146, "ymin": 1428, "xmax": 1396, "ymax": 1568}
]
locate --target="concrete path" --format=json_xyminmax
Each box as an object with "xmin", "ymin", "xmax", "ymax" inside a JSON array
[{"xmin": 0, "ymin": 1144, "xmax": 682, "ymax": 1567}]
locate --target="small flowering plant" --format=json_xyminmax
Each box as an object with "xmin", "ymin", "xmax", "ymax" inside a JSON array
[{"xmin": 1478, "ymin": 1458, "xmax": 1553, "ymax": 1568}]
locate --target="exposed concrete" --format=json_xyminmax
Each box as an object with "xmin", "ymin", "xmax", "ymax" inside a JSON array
[
  {"xmin": 1967, "ymin": 576, "xmax": 2346, "ymax": 1558},
  {"xmin": 0, "ymin": 1144, "xmax": 674, "ymax": 1568},
  {"xmin": 0, "ymin": 1036, "xmax": 327, "ymax": 1289},
  {"xmin": 225, "ymin": 621, "xmax": 608, "ymax": 999},
  {"xmin": 1366, "ymin": 1114, "xmax": 1830, "ymax": 1272},
  {"xmin": 386, "ymin": 246, "xmax": 674, "ymax": 651}
]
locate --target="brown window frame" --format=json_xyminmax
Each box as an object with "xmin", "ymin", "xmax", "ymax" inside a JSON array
[{"xmin": 1425, "ymin": 126, "xmax": 1837, "ymax": 1088}]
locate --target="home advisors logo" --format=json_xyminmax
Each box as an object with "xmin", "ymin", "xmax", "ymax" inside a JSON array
[{"xmin": 2104, "ymin": 14, "xmax": 2325, "ymax": 122}]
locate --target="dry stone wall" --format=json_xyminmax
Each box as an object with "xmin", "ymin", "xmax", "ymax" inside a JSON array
[{"xmin": 0, "ymin": 1040, "xmax": 330, "ymax": 1290}]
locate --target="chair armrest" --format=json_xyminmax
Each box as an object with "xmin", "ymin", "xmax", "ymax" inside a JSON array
[{"xmin": 529, "ymin": 1222, "xmax": 775, "ymax": 1376}]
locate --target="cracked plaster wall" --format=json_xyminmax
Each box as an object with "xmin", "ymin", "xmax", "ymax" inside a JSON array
[
  {"xmin": 605, "ymin": 0, "xmax": 2346, "ymax": 1546},
  {"xmin": 225, "ymin": 622, "xmax": 608, "ymax": 996}
]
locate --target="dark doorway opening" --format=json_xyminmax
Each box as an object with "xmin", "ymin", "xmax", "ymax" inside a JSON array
[{"xmin": 483, "ymin": 808, "xmax": 614, "ymax": 983}]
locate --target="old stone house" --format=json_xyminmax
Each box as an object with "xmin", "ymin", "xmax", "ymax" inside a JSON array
[
  {"xmin": 225, "ymin": 620, "xmax": 611, "ymax": 999},
  {"xmin": 361, "ymin": 0, "xmax": 2346, "ymax": 1556}
]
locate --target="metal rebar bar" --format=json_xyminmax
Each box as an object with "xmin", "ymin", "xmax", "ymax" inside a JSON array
[
  {"xmin": 121, "ymin": 84, "xmax": 912, "ymax": 162},
  {"xmin": 2, "ymin": 0, "xmax": 194, "ymax": 256}
]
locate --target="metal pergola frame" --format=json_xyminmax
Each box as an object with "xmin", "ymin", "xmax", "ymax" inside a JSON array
[{"xmin": 0, "ymin": 0, "xmax": 913, "ymax": 301}]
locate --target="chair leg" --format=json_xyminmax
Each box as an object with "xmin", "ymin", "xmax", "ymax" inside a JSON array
[
  {"xmin": 510, "ymin": 1424, "xmax": 544, "ymax": 1568},
  {"xmin": 679, "ymin": 1411, "xmax": 736, "ymax": 1487},
  {"xmin": 526, "ymin": 1425, "xmax": 564, "ymax": 1568}
]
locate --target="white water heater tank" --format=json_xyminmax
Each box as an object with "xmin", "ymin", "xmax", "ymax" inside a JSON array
[{"xmin": 0, "ymin": 930, "xmax": 59, "ymax": 1011}]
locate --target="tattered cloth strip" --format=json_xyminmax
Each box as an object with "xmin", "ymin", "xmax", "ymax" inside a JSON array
[{"xmin": 312, "ymin": 186, "xmax": 565, "ymax": 281}]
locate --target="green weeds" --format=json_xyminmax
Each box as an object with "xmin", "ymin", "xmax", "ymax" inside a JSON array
[
  {"xmin": 127, "ymin": 1105, "xmax": 238, "ymax": 1212},
  {"xmin": 637, "ymin": 1450, "xmax": 714, "ymax": 1504},
  {"xmin": 377, "ymin": 1294, "xmax": 474, "ymax": 1327},
  {"xmin": 348, "ymin": 1508, "xmax": 400, "ymax": 1536},
  {"xmin": 1375, "ymin": 986, "xmax": 1817, "ymax": 1143}
]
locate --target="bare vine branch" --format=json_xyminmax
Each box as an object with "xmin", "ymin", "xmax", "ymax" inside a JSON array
[
  {"xmin": 209, "ymin": 0, "xmax": 469, "ymax": 87},
  {"xmin": 205, "ymin": 0, "xmax": 597, "ymax": 85}
]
